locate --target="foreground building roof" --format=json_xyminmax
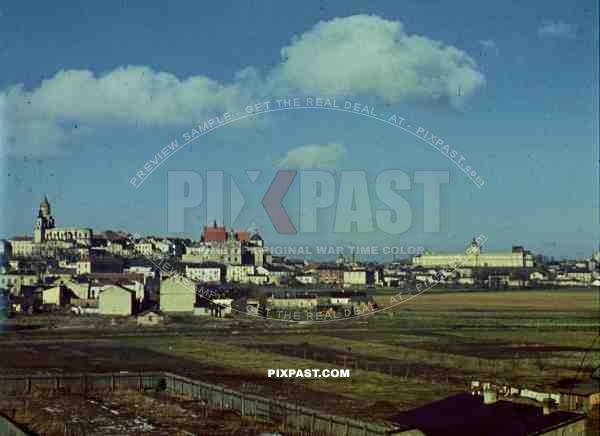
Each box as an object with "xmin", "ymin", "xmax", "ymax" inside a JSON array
[{"xmin": 390, "ymin": 393, "xmax": 585, "ymax": 436}]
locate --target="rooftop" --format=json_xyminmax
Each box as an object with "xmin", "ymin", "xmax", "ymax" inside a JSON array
[{"xmin": 390, "ymin": 393, "xmax": 584, "ymax": 436}]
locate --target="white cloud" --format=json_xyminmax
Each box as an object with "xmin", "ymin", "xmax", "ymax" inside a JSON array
[
  {"xmin": 2, "ymin": 15, "xmax": 486, "ymax": 157},
  {"xmin": 1, "ymin": 66, "xmax": 250, "ymax": 156},
  {"xmin": 271, "ymin": 15, "xmax": 485, "ymax": 106},
  {"xmin": 273, "ymin": 143, "xmax": 345, "ymax": 169},
  {"xmin": 538, "ymin": 20, "xmax": 577, "ymax": 38}
]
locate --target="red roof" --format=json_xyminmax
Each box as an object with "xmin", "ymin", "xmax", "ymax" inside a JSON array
[
  {"xmin": 202, "ymin": 225, "xmax": 249, "ymax": 242},
  {"xmin": 203, "ymin": 227, "xmax": 227, "ymax": 242},
  {"xmin": 236, "ymin": 231, "xmax": 250, "ymax": 241}
]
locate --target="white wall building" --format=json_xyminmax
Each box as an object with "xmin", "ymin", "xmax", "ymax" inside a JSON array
[{"xmin": 185, "ymin": 264, "xmax": 222, "ymax": 283}]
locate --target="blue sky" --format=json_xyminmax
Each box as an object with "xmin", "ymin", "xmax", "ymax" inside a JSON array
[{"xmin": 1, "ymin": 0, "xmax": 598, "ymax": 259}]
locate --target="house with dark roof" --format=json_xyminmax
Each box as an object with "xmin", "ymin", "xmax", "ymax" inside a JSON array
[{"xmin": 390, "ymin": 392, "xmax": 586, "ymax": 436}]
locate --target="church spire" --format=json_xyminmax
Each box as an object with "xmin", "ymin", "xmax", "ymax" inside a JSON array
[{"xmin": 39, "ymin": 195, "xmax": 51, "ymax": 218}]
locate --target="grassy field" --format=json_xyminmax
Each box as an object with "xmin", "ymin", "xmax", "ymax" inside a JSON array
[
  {"xmin": 1, "ymin": 289, "xmax": 598, "ymax": 426},
  {"xmin": 122, "ymin": 290, "xmax": 599, "ymax": 419}
]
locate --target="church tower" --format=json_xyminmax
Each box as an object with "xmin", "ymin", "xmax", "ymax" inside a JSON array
[
  {"xmin": 34, "ymin": 196, "xmax": 55, "ymax": 243},
  {"xmin": 469, "ymin": 236, "xmax": 481, "ymax": 255},
  {"xmin": 468, "ymin": 236, "xmax": 481, "ymax": 267}
]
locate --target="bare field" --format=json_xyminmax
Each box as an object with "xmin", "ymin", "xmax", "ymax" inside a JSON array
[
  {"xmin": 0, "ymin": 290, "xmax": 598, "ymax": 432},
  {"xmin": 373, "ymin": 289, "xmax": 598, "ymax": 312},
  {"xmin": 0, "ymin": 391, "xmax": 283, "ymax": 436}
]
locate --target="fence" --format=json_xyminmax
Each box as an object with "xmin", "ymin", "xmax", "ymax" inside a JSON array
[{"xmin": 0, "ymin": 372, "xmax": 397, "ymax": 436}]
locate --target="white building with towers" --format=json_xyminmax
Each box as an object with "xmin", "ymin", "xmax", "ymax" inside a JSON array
[
  {"xmin": 412, "ymin": 237, "xmax": 534, "ymax": 268},
  {"xmin": 9, "ymin": 196, "xmax": 92, "ymax": 258}
]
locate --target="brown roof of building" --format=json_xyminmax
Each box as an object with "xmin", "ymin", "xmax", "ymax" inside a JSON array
[
  {"xmin": 86, "ymin": 272, "xmax": 145, "ymax": 284},
  {"xmin": 203, "ymin": 227, "xmax": 227, "ymax": 242},
  {"xmin": 236, "ymin": 231, "xmax": 250, "ymax": 241}
]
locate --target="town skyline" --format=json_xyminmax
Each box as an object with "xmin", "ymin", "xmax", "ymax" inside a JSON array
[
  {"xmin": 3, "ymin": 194, "xmax": 596, "ymax": 262},
  {"xmin": 1, "ymin": 0, "xmax": 597, "ymax": 261}
]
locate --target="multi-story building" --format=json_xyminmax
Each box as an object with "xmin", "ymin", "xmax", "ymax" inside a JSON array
[
  {"xmin": 0, "ymin": 273, "xmax": 39, "ymax": 295},
  {"xmin": 343, "ymin": 269, "xmax": 368, "ymax": 286},
  {"xmin": 184, "ymin": 263, "xmax": 224, "ymax": 283},
  {"xmin": 412, "ymin": 239, "xmax": 534, "ymax": 269},
  {"xmin": 10, "ymin": 197, "xmax": 92, "ymax": 259},
  {"xmin": 183, "ymin": 240, "xmax": 246, "ymax": 265},
  {"xmin": 35, "ymin": 196, "xmax": 92, "ymax": 245},
  {"xmin": 133, "ymin": 242, "xmax": 155, "ymax": 256},
  {"xmin": 225, "ymin": 265, "xmax": 255, "ymax": 283},
  {"xmin": 182, "ymin": 223, "xmax": 266, "ymax": 268},
  {"xmin": 317, "ymin": 265, "xmax": 344, "ymax": 286},
  {"xmin": 76, "ymin": 252, "xmax": 124, "ymax": 275}
]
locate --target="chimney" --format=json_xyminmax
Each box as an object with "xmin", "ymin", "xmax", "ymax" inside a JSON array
[
  {"xmin": 483, "ymin": 388, "xmax": 497, "ymax": 405},
  {"xmin": 542, "ymin": 398, "xmax": 555, "ymax": 415}
]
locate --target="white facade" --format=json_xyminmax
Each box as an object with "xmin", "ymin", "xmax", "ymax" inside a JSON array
[
  {"xmin": 185, "ymin": 265, "xmax": 222, "ymax": 283},
  {"xmin": 45, "ymin": 228, "xmax": 92, "ymax": 246},
  {"xmin": 160, "ymin": 275, "xmax": 197, "ymax": 312},
  {"xmin": 212, "ymin": 298, "xmax": 234, "ymax": 315},
  {"xmin": 413, "ymin": 245, "xmax": 534, "ymax": 268},
  {"xmin": 184, "ymin": 241, "xmax": 244, "ymax": 265},
  {"xmin": 134, "ymin": 243, "xmax": 155, "ymax": 256},
  {"xmin": 42, "ymin": 286, "xmax": 63, "ymax": 305},
  {"xmin": 267, "ymin": 297, "xmax": 319, "ymax": 308},
  {"xmin": 343, "ymin": 270, "xmax": 367, "ymax": 286},
  {"xmin": 295, "ymin": 275, "xmax": 317, "ymax": 285},
  {"xmin": 330, "ymin": 296, "xmax": 351, "ymax": 305},
  {"xmin": 226, "ymin": 265, "xmax": 255, "ymax": 283},
  {"xmin": 98, "ymin": 286, "xmax": 134, "ymax": 316}
]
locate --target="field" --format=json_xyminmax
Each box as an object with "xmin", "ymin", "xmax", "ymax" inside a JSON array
[
  {"xmin": 1, "ymin": 289, "xmax": 598, "ymax": 433},
  {"xmin": 0, "ymin": 390, "xmax": 284, "ymax": 435}
]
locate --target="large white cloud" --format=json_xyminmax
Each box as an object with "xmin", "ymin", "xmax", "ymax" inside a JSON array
[
  {"xmin": 2, "ymin": 15, "xmax": 485, "ymax": 156},
  {"xmin": 1, "ymin": 66, "xmax": 249, "ymax": 156},
  {"xmin": 271, "ymin": 15, "xmax": 485, "ymax": 106},
  {"xmin": 10, "ymin": 67, "xmax": 244, "ymax": 125},
  {"xmin": 273, "ymin": 143, "xmax": 345, "ymax": 169}
]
